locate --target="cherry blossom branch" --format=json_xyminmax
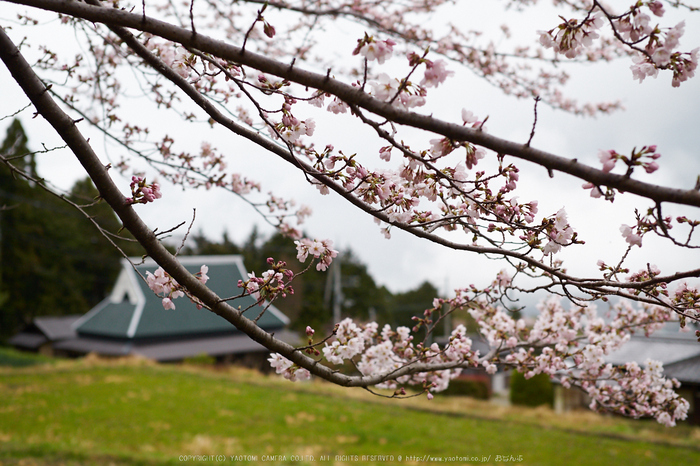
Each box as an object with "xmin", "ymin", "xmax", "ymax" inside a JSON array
[
  {"xmin": 56, "ymin": 3, "xmax": 700, "ymax": 305},
  {"xmin": 244, "ymin": 0, "xmax": 621, "ymax": 114},
  {"xmin": 1, "ymin": 24, "xmax": 491, "ymax": 390},
  {"xmin": 6, "ymin": 0, "xmax": 700, "ymax": 207},
  {"xmin": 13, "ymin": 0, "xmax": 698, "ymax": 327},
  {"xmin": 2, "ymin": 0, "xmax": 698, "ymax": 426}
]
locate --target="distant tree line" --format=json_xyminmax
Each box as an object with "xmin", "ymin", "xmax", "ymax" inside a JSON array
[
  {"xmin": 0, "ymin": 119, "xmax": 145, "ymax": 340},
  {"xmin": 1, "ymin": 119, "xmax": 440, "ymax": 340}
]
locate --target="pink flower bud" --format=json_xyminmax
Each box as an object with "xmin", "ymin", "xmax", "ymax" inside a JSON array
[
  {"xmin": 644, "ymin": 161, "xmax": 659, "ymax": 174},
  {"xmin": 263, "ymin": 22, "xmax": 276, "ymax": 38}
]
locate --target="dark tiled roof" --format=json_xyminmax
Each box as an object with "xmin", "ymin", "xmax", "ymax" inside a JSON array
[
  {"xmin": 53, "ymin": 330, "xmax": 300, "ymax": 362},
  {"xmin": 664, "ymin": 356, "xmax": 700, "ymax": 384},
  {"xmin": 8, "ymin": 315, "xmax": 80, "ymax": 349},
  {"xmin": 603, "ymin": 331, "xmax": 700, "ymax": 385},
  {"xmin": 605, "ymin": 338, "xmax": 700, "ymax": 366},
  {"xmin": 53, "ymin": 336, "xmax": 134, "ymax": 357},
  {"xmin": 34, "ymin": 315, "xmax": 80, "ymax": 340},
  {"xmin": 8, "ymin": 332, "xmax": 48, "ymax": 349}
]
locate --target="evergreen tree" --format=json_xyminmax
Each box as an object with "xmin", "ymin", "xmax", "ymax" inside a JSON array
[
  {"xmin": 182, "ymin": 230, "xmax": 241, "ymax": 256},
  {"xmin": 0, "ymin": 120, "xmax": 143, "ymax": 341},
  {"xmin": 387, "ymin": 281, "xmax": 441, "ymax": 337},
  {"xmin": 67, "ymin": 177, "xmax": 145, "ymax": 304},
  {"xmin": 1, "ymin": 118, "xmax": 44, "ymax": 338}
]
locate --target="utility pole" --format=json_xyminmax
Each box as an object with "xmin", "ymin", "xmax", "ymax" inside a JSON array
[
  {"xmin": 332, "ymin": 256, "xmax": 343, "ymax": 324},
  {"xmin": 323, "ymin": 255, "xmax": 343, "ymax": 324},
  {"xmin": 443, "ymin": 276, "xmax": 451, "ymax": 336}
]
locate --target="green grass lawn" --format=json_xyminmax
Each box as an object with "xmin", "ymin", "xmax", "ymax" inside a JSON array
[{"xmin": 1, "ymin": 348, "xmax": 699, "ymax": 465}]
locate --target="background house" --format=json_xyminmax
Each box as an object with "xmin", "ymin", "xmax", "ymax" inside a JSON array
[
  {"xmin": 8, "ymin": 314, "xmax": 80, "ymax": 356},
  {"xmin": 554, "ymin": 324, "xmax": 700, "ymax": 424},
  {"xmin": 11, "ymin": 255, "xmax": 298, "ymax": 367}
]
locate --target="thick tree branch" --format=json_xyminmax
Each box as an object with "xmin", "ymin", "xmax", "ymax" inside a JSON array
[
  {"xmin": 5, "ymin": 0, "xmax": 700, "ymax": 208},
  {"xmin": 5, "ymin": 0, "xmax": 698, "ymax": 304},
  {"xmin": 0, "ymin": 24, "xmax": 496, "ymax": 388},
  {"xmin": 77, "ymin": 19, "xmax": 700, "ymax": 301}
]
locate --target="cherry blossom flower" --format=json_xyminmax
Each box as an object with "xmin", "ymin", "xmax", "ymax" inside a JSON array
[
  {"xmin": 294, "ymin": 237, "xmax": 339, "ymax": 271},
  {"xmin": 539, "ymin": 12, "xmax": 603, "ymax": 59},
  {"xmin": 543, "ymin": 208, "xmax": 574, "ymax": 255},
  {"xmin": 421, "ymin": 59, "xmax": 454, "ymax": 88},
  {"xmin": 649, "ymin": 1, "xmax": 665, "ymax": 17},
  {"xmin": 327, "ymin": 97, "xmax": 349, "ymax": 114},
  {"xmin": 582, "ymin": 182, "xmax": 603, "ymax": 198},
  {"xmin": 353, "ymin": 34, "xmax": 396, "ymax": 64},
  {"xmin": 620, "ymin": 224, "xmax": 643, "ymax": 247},
  {"xmin": 598, "ymin": 149, "xmax": 618, "ymax": 173},
  {"xmin": 268, "ymin": 353, "xmax": 311, "ymax": 381},
  {"xmin": 379, "ymin": 146, "xmax": 392, "ymax": 162},
  {"xmin": 198, "ymin": 265, "xmax": 209, "ymax": 284}
]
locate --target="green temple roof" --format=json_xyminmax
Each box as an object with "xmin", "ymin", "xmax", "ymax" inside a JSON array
[{"xmin": 75, "ymin": 256, "xmax": 288, "ymax": 340}]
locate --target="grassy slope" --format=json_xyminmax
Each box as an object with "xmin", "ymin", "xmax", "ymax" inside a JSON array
[{"xmin": 0, "ymin": 350, "xmax": 699, "ymax": 465}]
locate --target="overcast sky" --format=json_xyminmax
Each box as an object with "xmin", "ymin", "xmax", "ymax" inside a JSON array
[{"xmin": 2, "ymin": 1, "xmax": 700, "ymax": 298}]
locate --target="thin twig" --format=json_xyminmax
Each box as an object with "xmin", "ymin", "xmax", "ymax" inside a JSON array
[{"xmin": 526, "ymin": 96, "xmax": 541, "ymax": 147}]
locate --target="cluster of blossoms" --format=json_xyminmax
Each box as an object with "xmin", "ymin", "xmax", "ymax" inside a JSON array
[
  {"xmin": 369, "ymin": 73, "xmax": 427, "ymax": 110},
  {"xmin": 320, "ymin": 318, "xmax": 480, "ymax": 393},
  {"xmin": 237, "ymin": 258, "xmax": 294, "ymax": 304},
  {"xmin": 149, "ymin": 140, "xmax": 308, "ymax": 240},
  {"xmin": 627, "ymin": 263, "xmax": 662, "ymax": 286},
  {"xmin": 300, "ymin": 104, "xmax": 551, "ymax": 252},
  {"xmin": 353, "ymin": 33, "xmax": 397, "ymax": 64},
  {"xmin": 538, "ymin": 11, "xmax": 604, "ymax": 59},
  {"xmin": 363, "ymin": 44, "xmax": 454, "ymax": 110},
  {"xmin": 649, "ymin": 20, "xmax": 684, "ymax": 67},
  {"xmin": 268, "ymin": 289, "xmax": 689, "ymax": 425},
  {"xmin": 270, "ymin": 98, "xmax": 315, "ymax": 144},
  {"xmin": 535, "ymin": 3, "xmax": 697, "ymax": 87},
  {"xmin": 420, "ymin": 58, "xmax": 454, "ymax": 88},
  {"xmin": 667, "ymin": 47, "xmax": 699, "ymax": 87},
  {"xmin": 153, "ymin": 135, "xmax": 264, "ymax": 195},
  {"xmin": 199, "ymin": 142, "xmax": 227, "ymax": 173},
  {"xmin": 268, "ymin": 353, "xmax": 312, "ymax": 381},
  {"xmin": 143, "ymin": 38, "xmax": 194, "ymax": 79},
  {"xmin": 406, "ymin": 51, "xmax": 455, "ymax": 88},
  {"xmin": 596, "ymin": 260, "xmax": 699, "ymax": 324},
  {"xmin": 620, "ymin": 223, "xmax": 643, "ymax": 247},
  {"xmin": 542, "ymin": 208, "xmax": 575, "ymax": 256},
  {"xmin": 614, "ymin": 2, "xmax": 662, "ymax": 44},
  {"xmin": 607, "ymin": 203, "xmax": 681, "ymax": 253},
  {"xmin": 146, "ymin": 265, "xmax": 209, "ymax": 310},
  {"xmin": 426, "ymin": 111, "xmax": 488, "ymax": 163},
  {"xmin": 673, "ymin": 283, "xmax": 700, "ymax": 324},
  {"xmin": 475, "ymin": 296, "xmax": 687, "ymax": 426},
  {"xmin": 230, "ymin": 173, "xmax": 261, "ymax": 195},
  {"xmin": 614, "ymin": 4, "xmax": 699, "ymax": 86},
  {"xmin": 583, "ymin": 146, "xmax": 660, "ymax": 200},
  {"xmin": 126, "ymin": 175, "xmax": 162, "ymax": 205},
  {"xmin": 294, "ymin": 238, "xmax": 339, "ymax": 271},
  {"xmin": 146, "ymin": 127, "xmax": 312, "ymax": 242},
  {"xmin": 122, "ymin": 25, "xmax": 610, "ymax": 265},
  {"xmin": 587, "ymin": 358, "xmax": 686, "ymax": 426}
]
